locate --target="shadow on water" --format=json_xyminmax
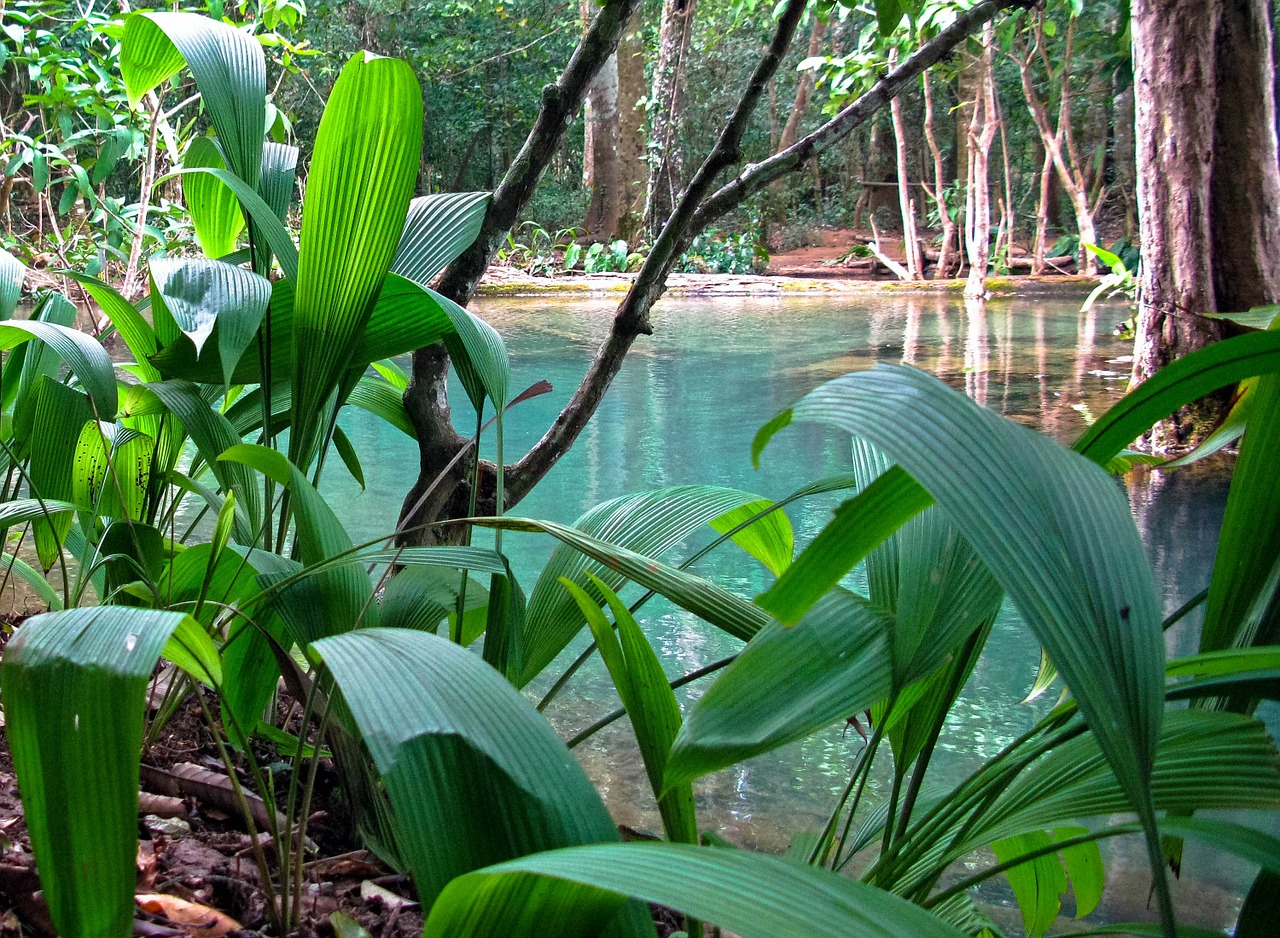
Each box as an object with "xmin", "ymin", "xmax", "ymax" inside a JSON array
[{"xmin": 328, "ymin": 292, "xmax": 1264, "ymax": 930}]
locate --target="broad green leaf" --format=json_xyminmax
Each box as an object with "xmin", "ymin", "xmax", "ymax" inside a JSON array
[
  {"xmin": 96, "ymin": 520, "xmax": 165, "ymax": 603},
  {"xmin": 0, "ymin": 250, "xmax": 24, "ymax": 319},
  {"xmin": 1200, "ymin": 369, "xmax": 1280, "ymax": 670},
  {"xmin": 146, "ymin": 380, "xmax": 261, "ymax": 543},
  {"xmin": 756, "ymin": 466, "xmax": 933, "ymax": 624},
  {"xmin": 161, "ymin": 611, "xmax": 224, "ymax": 687},
  {"xmin": 1075, "ymin": 330, "xmax": 1280, "ymax": 463},
  {"xmin": 3, "ymin": 608, "xmax": 189, "ymax": 938},
  {"xmin": 57, "ymin": 273, "xmax": 160, "ymax": 382},
  {"xmin": 182, "ymin": 136, "xmax": 245, "ymax": 259},
  {"xmin": 121, "ymin": 12, "xmax": 265, "ymax": 188},
  {"xmin": 437, "ymin": 289, "xmax": 510, "ymax": 412},
  {"xmin": 151, "ymin": 273, "xmax": 456, "ymax": 385},
  {"xmin": 0, "ymin": 321, "xmax": 117, "ymax": 418},
  {"xmin": 488, "ymin": 514, "xmax": 771, "ymax": 686},
  {"xmin": 930, "ymin": 710, "xmax": 1280, "ymax": 864},
  {"xmin": 220, "ymin": 443, "xmax": 375, "ymax": 641},
  {"xmin": 1055, "ymin": 826, "xmax": 1104, "ymax": 918},
  {"xmin": 707, "ymin": 498, "xmax": 794, "ymax": 577},
  {"xmin": 767, "ymin": 366, "xmax": 1167, "ymax": 910},
  {"xmin": 426, "ymin": 842, "xmax": 967, "ymax": 938},
  {"xmin": 7, "ymin": 291, "xmax": 77, "ymax": 438},
  {"xmin": 1204, "ymin": 304, "xmax": 1280, "ymax": 330},
  {"xmin": 289, "ymin": 50, "xmax": 422, "ymax": 472},
  {"xmin": 259, "ymin": 141, "xmax": 298, "ymax": 221},
  {"xmin": 1237, "ymin": 870, "xmax": 1280, "ymax": 938},
  {"xmin": 348, "ymin": 375, "xmax": 415, "ymax": 438},
  {"xmin": 313, "ymin": 628, "xmax": 648, "ymax": 931},
  {"xmin": 515, "ymin": 486, "xmax": 791, "ymax": 688},
  {"xmin": 169, "ymin": 166, "xmax": 299, "ymax": 279},
  {"xmin": 72, "ymin": 421, "xmax": 152, "ymax": 520},
  {"xmin": 480, "ymin": 560, "xmax": 526, "ymax": 678},
  {"xmin": 991, "ymin": 831, "xmax": 1066, "ymax": 938},
  {"xmin": 149, "ymin": 256, "xmax": 271, "ymax": 388},
  {"xmin": 379, "ymin": 566, "xmax": 489, "ymax": 635},
  {"xmin": 666, "ymin": 590, "xmax": 891, "ymax": 788},
  {"xmin": 565, "ymin": 575, "xmax": 697, "ymax": 845},
  {"xmin": 27, "ymin": 378, "xmax": 93, "ymax": 568},
  {"xmin": 392, "ymin": 191, "xmax": 491, "ymax": 286},
  {"xmin": 331, "ymin": 424, "xmax": 366, "ymax": 489}
]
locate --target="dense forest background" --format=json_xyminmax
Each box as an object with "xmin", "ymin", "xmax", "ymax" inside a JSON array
[{"xmin": 1, "ymin": 0, "xmax": 1149, "ymax": 270}]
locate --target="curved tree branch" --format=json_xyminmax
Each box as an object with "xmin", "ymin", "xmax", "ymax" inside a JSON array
[{"xmin": 503, "ymin": 0, "xmax": 1032, "ymax": 504}]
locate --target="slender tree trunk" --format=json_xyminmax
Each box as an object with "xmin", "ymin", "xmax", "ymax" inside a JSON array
[
  {"xmin": 1014, "ymin": 15, "xmax": 1098, "ymax": 275},
  {"xmin": 964, "ymin": 25, "xmax": 998, "ymax": 298},
  {"xmin": 780, "ymin": 18, "xmax": 826, "ymax": 150},
  {"xmin": 644, "ymin": 0, "xmax": 698, "ymax": 237},
  {"xmin": 921, "ymin": 71, "xmax": 958, "ymax": 278},
  {"xmin": 1032, "ymin": 144, "xmax": 1053, "ymax": 274},
  {"xmin": 121, "ymin": 92, "xmax": 162, "ymax": 301},
  {"xmin": 889, "ymin": 53, "xmax": 922, "ymax": 279},
  {"xmin": 1130, "ymin": 0, "xmax": 1280, "ymax": 449}
]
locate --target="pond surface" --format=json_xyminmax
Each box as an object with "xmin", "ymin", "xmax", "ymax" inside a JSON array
[{"xmin": 331, "ymin": 292, "xmax": 1264, "ymax": 931}]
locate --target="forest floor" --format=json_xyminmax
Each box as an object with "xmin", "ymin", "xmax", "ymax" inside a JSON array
[
  {"xmin": 0, "ymin": 573, "xmax": 690, "ymax": 938},
  {"xmin": 477, "ymin": 227, "xmax": 1095, "ymax": 298}
]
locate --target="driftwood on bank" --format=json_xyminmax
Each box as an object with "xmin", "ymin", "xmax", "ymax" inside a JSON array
[{"xmin": 399, "ymin": 0, "xmax": 1036, "ymax": 539}]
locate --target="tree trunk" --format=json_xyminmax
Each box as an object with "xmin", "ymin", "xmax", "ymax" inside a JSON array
[
  {"xmin": 644, "ymin": 0, "xmax": 698, "ymax": 237},
  {"xmin": 1130, "ymin": 0, "xmax": 1280, "ymax": 449},
  {"xmin": 889, "ymin": 51, "xmax": 922, "ymax": 279},
  {"xmin": 964, "ymin": 25, "xmax": 998, "ymax": 298},
  {"xmin": 1031, "ymin": 145, "xmax": 1053, "ymax": 275},
  {"xmin": 921, "ymin": 71, "xmax": 959, "ymax": 278},
  {"xmin": 780, "ymin": 18, "xmax": 826, "ymax": 150},
  {"xmin": 1013, "ymin": 15, "xmax": 1098, "ymax": 275},
  {"xmin": 1210, "ymin": 0, "xmax": 1280, "ymax": 312},
  {"xmin": 583, "ymin": 32, "xmax": 623, "ymax": 239},
  {"xmin": 615, "ymin": 11, "xmax": 647, "ymax": 242}
]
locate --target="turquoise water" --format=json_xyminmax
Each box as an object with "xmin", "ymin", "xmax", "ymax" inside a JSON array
[{"xmin": 331, "ymin": 293, "xmax": 1261, "ymax": 929}]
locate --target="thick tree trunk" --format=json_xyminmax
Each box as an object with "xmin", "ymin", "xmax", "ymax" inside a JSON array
[
  {"xmin": 615, "ymin": 11, "xmax": 647, "ymax": 241},
  {"xmin": 644, "ymin": 0, "xmax": 698, "ymax": 236},
  {"xmin": 1130, "ymin": 0, "xmax": 1280, "ymax": 449},
  {"xmin": 583, "ymin": 41, "xmax": 623, "ymax": 239},
  {"xmin": 1210, "ymin": 0, "xmax": 1280, "ymax": 312}
]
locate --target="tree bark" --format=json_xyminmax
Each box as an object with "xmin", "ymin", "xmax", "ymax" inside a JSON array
[
  {"xmin": 644, "ymin": 0, "xmax": 699, "ymax": 237},
  {"xmin": 1130, "ymin": 0, "xmax": 1280, "ymax": 449},
  {"xmin": 1210, "ymin": 0, "xmax": 1280, "ymax": 312},
  {"xmin": 583, "ymin": 32, "xmax": 623, "ymax": 240},
  {"xmin": 615, "ymin": 11, "xmax": 647, "ymax": 241},
  {"xmin": 921, "ymin": 71, "xmax": 959, "ymax": 279},
  {"xmin": 889, "ymin": 50, "xmax": 922, "ymax": 280},
  {"xmin": 964, "ymin": 25, "xmax": 998, "ymax": 299},
  {"xmin": 780, "ymin": 18, "xmax": 826, "ymax": 151}
]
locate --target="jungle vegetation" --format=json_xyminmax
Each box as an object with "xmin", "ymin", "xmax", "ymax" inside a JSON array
[{"xmin": 0, "ymin": 2, "xmax": 1278, "ymax": 937}]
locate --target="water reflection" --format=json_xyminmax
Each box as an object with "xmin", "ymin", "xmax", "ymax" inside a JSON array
[{"xmin": 330, "ymin": 293, "xmax": 1247, "ymax": 926}]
